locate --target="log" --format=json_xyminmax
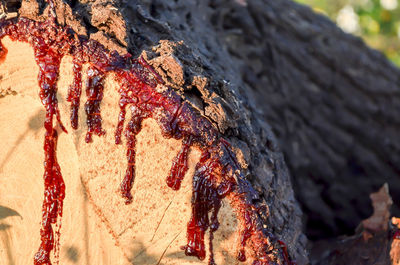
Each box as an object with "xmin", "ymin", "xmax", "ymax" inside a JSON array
[
  {"xmin": 4, "ymin": 0, "xmax": 398, "ymax": 263},
  {"xmin": 214, "ymin": 0, "xmax": 400, "ymax": 239},
  {"xmin": 0, "ymin": 0, "xmax": 308, "ymax": 264}
]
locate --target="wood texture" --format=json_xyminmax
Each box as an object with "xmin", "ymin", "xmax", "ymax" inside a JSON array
[
  {"xmin": 5, "ymin": 0, "xmax": 396, "ymax": 262},
  {"xmin": 0, "ymin": 37, "xmax": 251, "ymax": 265},
  {"xmin": 0, "ymin": 1, "xmax": 311, "ymax": 264},
  {"xmin": 208, "ymin": 0, "xmax": 400, "ymax": 239}
]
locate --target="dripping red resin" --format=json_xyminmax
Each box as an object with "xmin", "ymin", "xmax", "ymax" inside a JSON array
[{"xmin": 0, "ymin": 15, "xmax": 293, "ymax": 265}]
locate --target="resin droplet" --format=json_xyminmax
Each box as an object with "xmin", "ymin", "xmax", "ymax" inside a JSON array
[
  {"xmin": 32, "ymin": 21, "xmax": 67, "ymax": 264},
  {"xmin": 85, "ymin": 66, "xmax": 106, "ymax": 143},
  {"xmin": 35, "ymin": 42, "xmax": 66, "ymax": 133},
  {"xmin": 115, "ymin": 70, "xmax": 140, "ymax": 145},
  {"xmin": 237, "ymin": 209, "xmax": 254, "ymax": 262},
  {"xmin": 34, "ymin": 129, "xmax": 65, "ymax": 265},
  {"xmin": 278, "ymin": 240, "xmax": 297, "ymax": 265},
  {"xmin": 67, "ymin": 60, "xmax": 83, "ymax": 129},
  {"xmin": 120, "ymin": 114, "xmax": 143, "ymax": 204},
  {"xmin": 167, "ymin": 135, "xmax": 192, "ymax": 190},
  {"xmin": 183, "ymin": 150, "xmax": 221, "ymax": 263}
]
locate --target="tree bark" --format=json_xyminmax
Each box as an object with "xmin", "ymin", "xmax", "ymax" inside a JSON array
[
  {"xmin": 2, "ymin": 0, "xmax": 400, "ymax": 264},
  {"xmin": 210, "ymin": 0, "xmax": 400, "ymax": 240},
  {"xmin": 96, "ymin": 0, "xmax": 400, "ymax": 244},
  {"xmin": 1, "ymin": 0, "xmax": 308, "ymax": 264}
]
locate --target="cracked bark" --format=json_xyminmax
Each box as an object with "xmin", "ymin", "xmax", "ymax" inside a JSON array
[
  {"xmin": 216, "ymin": 0, "xmax": 400, "ymax": 240},
  {"xmin": 3, "ymin": 0, "xmax": 400, "ymax": 264}
]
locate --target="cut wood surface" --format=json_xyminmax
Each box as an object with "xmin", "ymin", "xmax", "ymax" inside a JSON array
[{"xmin": 0, "ymin": 38, "xmax": 249, "ymax": 265}]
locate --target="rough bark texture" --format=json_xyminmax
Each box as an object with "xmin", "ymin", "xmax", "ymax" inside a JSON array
[
  {"xmin": 4, "ymin": 0, "xmax": 400, "ymax": 263},
  {"xmin": 3, "ymin": 0, "xmax": 309, "ymax": 263},
  {"xmin": 86, "ymin": 0, "xmax": 400, "ymax": 243},
  {"xmin": 212, "ymin": 0, "xmax": 400, "ymax": 239}
]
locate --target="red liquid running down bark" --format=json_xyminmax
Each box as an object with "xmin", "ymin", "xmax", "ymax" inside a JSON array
[
  {"xmin": 34, "ymin": 130, "xmax": 65, "ymax": 265},
  {"xmin": 278, "ymin": 240, "xmax": 297, "ymax": 265},
  {"xmin": 167, "ymin": 135, "xmax": 192, "ymax": 190},
  {"xmin": 237, "ymin": 208, "xmax": 254, "ymax": 262},
  {"xmin": 67, "ymin": 59, "xmax": 83, "ymax": 129},
  {"xmin": 0, "ymin": 9, "xmax": 295, "ymax": 265},
  {"xmin": 182, "ymin": 149, "xmax": 222, "ymax": 264},
  {"xmin": 84, "ymin": 66, "xmax": 106, "ymax": 143},
  {"xmin": 31, "ymin": 16, "xmax": 67, "ymax": 264},
  {"xmin": 120, "ymin": 113, "xmax": 143, "ymax": 204}
]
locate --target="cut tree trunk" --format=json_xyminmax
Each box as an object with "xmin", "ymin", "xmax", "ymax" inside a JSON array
[
  {"xmin": 2, "ymin": 0, "xmax": 399, "ymax": 264},
  {"xmin": 0, "ymin": 0, "xmax": 307, "ymax": 265}
]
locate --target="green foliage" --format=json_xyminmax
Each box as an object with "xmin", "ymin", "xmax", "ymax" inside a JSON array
[{"xmin": 295, "ymin": 0, "xmax": 400, "ymax": 66}]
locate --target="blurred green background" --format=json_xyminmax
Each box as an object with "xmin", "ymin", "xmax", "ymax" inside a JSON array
[{"xmin": 295, "ymin": 0, "xmax": 400, "ymax": 66}]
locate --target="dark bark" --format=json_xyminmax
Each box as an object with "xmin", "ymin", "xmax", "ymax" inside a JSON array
[
  {"xmin": 12, "ymin": 0, "xmax": 309, "ymax": 263},
  {"xmin": 209, "ymin": 0, "xmax": 400, "ymax": 240},
  {"xmin": 11, "ymin": 0, "xmax": 400, "ymax": 263}
]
